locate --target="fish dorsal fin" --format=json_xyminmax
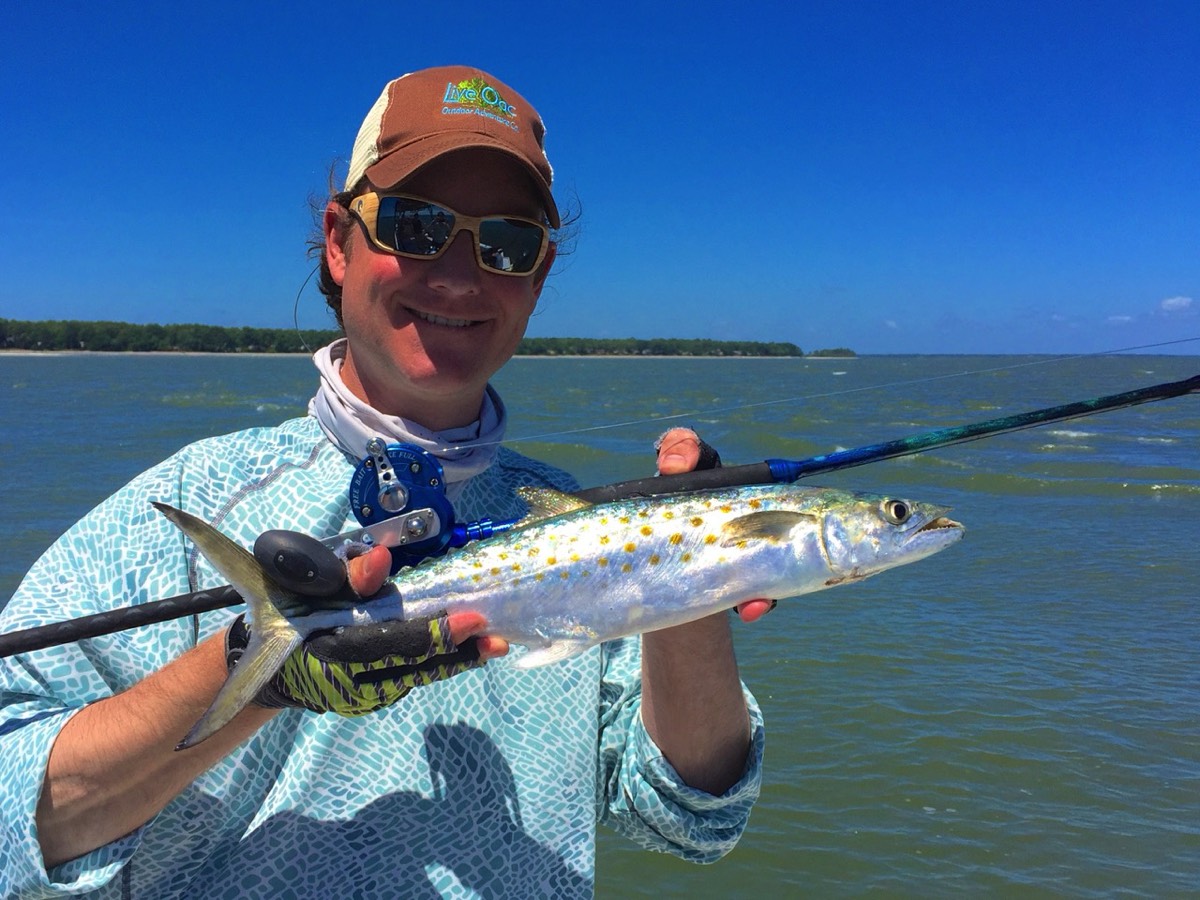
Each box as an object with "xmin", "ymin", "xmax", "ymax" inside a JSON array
[
  {"xmin": 514, "ymin": 487, "xmax": 593, "ymax": 527},
  {"xmin": 720, "ymin": 510, "xmax": 815, "ymax": 547}
]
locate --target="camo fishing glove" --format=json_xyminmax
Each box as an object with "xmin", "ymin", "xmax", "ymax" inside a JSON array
[
  {"xmin": 225, "ymin": 613, "xmax": 482, "ymax": 716},
  {"xmin": 223, "ymin": 528, "xmax": 481, "ymax": 716}
]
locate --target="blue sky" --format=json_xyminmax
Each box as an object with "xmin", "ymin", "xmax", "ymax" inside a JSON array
[{"xmin": 1, "ymin": 1, "xmax": 1196, "ymax": 355}]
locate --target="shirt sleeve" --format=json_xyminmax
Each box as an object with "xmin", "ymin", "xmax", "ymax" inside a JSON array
[
  {"xmin": 0, "ymin": 461, "xmax": 193, "ymax": 896},
  {"xmin": 594, "ymin": 636, "xmax": 765, "ymax": 863}
]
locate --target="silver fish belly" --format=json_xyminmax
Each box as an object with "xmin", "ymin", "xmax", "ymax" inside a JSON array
[{"xmin": 155, "ymin": 483, "xmax": 963, "ymax": 747}]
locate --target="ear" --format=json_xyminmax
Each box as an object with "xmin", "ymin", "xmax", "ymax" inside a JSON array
[
  {"xmin": 531, "ymin": 241, "xmax": 557, "ymax": 298},
  {"xmin": 324, "ymin": 202, "xmax": 352, "ymax": 285}
]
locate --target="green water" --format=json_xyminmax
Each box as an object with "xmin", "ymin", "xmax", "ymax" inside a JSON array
[{"xmin": 2, "ymin": 353, "xmax": 1197, "ymax": 896}]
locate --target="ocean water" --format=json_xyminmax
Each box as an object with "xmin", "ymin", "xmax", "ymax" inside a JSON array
[{"xmin": 1, "ymin": 352, "xmax": 1197, "ymax": 896}]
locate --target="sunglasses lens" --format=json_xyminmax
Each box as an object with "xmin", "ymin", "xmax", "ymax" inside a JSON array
[
  {"xmin": 478, "ymin": 219, "xmax": 545, "ymax": 274},
  {"xmin": 372, "ymin": 196, "xmax": 546, "ymax": 274},
  {"xmin": 376, "ymin": 197, "xmax": 454, "ymax": 256}
]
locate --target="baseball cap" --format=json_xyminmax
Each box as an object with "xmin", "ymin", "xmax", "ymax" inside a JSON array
[{"xmin": 345, "ymin": 65, "xmax": 560, "ymax": 228}]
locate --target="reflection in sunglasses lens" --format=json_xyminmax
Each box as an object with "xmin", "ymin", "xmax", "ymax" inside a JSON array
[{"xmin": 374, "ymin": 197, "xmax": 543, "ymax": 273}]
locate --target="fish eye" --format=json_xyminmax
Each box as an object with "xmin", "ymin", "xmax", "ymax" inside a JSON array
[{"xmin": 880, "ymin": 499, "xmax": 911, "ymax": 525}]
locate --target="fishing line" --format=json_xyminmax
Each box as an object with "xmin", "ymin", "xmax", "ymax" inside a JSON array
[
  {"xmin": 291, "ymin": 264, "xmax": 321, "ymax": 354},
  {"xmin": 469, "ymin": 335, "xmax": 1200, "ymax": 451}
]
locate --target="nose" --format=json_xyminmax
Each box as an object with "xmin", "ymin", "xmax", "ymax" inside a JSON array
[{"xmin": 425, "ymin": 230, "xmax": 481, "ymax": 295}]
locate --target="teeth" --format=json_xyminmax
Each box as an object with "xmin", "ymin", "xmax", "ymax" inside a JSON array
[{"xmin": 412, "ymin": 309, "xmax": 475, "ymax": 328}]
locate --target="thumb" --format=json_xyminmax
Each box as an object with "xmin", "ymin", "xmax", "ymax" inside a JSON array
[{"xmin": 345, "ymin": 544, "xmax": 393, "ymax": 596}]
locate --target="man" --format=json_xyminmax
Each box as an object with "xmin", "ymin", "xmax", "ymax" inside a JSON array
[{"xmin": 0, "ymin": 66, "xmax": 764, "ymax": 897}]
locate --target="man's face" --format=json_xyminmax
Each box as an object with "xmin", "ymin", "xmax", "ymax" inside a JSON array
[{"xmin": 328, "ymin": 148, "xmax": 553, "ymax": 429}]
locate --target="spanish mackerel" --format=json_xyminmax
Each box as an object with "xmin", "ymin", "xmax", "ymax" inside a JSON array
[{"xmin": 155, "ymin": 484, "xmax": 964, "ymax": 748}]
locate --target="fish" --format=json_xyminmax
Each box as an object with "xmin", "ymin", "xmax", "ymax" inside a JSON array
[{"xmin": 154, "ymin": 483, "xmax": 964, "ymax": 749}]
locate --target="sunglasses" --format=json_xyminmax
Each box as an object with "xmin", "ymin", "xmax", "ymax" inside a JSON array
[{"xmin": 348, "ymin": 192, "xmax": 551, "ymax": 276}]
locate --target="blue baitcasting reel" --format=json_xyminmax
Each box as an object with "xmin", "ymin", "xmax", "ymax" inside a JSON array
[{"xmin": 347, "ymin": 438, "xmax": 516, "ymax": 574}]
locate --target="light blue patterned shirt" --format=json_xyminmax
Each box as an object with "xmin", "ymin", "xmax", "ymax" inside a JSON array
[{"xmin": 0, "ymin": 415, "xmax": 763, "ymax": 898}]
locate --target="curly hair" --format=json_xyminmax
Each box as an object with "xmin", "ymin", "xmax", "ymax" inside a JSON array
[{"xmin": 306, "ymin": 187, "xmax": 356, "ymax": 329}]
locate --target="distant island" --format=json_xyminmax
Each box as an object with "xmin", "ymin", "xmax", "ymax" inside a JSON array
[{"xmin": 0, "ymin": 318, "xmax": 854, "ymax": 358}]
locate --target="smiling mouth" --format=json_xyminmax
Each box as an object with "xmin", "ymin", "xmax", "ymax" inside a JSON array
[{"xmin": 409, "ymin": 308, "xmax": 479, "ymax": 328}]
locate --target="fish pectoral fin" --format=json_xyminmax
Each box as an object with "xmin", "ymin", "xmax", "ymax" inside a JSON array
[
  {"xmin": 720, "ymin": 510, "xmax": 816, "ymax": 547},
  {"xmin": 177, "ymin": 619, "xmax": 303, "ymax": 750},
  {"xmin": 513, "ymin": 639, "xmax": 596, "ymax": 669},
  {"xmin": 513, "ymin": 488, "xmax": 593, "ymax": 528}
]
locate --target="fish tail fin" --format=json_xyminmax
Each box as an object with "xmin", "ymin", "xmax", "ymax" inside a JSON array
[
  {"xmin": 177, "ymin": 616, "xmax": 302, "ymax": 749},
  {"xmin": 151, "ymin": 502, "xmax": 305, "ymax": 750}
]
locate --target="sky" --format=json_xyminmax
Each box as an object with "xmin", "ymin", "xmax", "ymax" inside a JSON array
[{"xmin": 1, "ymin": 1, "xmax": 1197, "ymax": 355}]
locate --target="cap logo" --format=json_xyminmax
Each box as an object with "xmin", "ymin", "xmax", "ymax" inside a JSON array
[{"xmin": 441, "ymin": 78, "xmax": 520, "ymax": 132}]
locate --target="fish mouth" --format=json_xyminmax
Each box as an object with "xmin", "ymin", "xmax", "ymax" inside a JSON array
[
  {"xmin": 407, "ymin": 307, "xmax": 480, "ymax": 328},
  {"xmin": 918, "ymin": 516, "xmax": 963, "ymax": 533}
]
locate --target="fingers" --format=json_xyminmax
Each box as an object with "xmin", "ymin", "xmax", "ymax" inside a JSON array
[
  {"xmin": 474, "ymin": 636, "xmax": 510, "ymax": 661},
  {"xmin": 656, "ymin": 427, "xmax": 703, "ymax": 475},
  {"xmin": 735, "ymin": 599, "xmax": 776, "ymax": 624},
  {"xmin": 446, "ymin": 611, "xmax": 509, "ymax": 661},
  {"xmin": 345, "ymin": 545, "xmax": 393, "ymax": 596},
  {"xmin": 344, "ymin": 553, "xmax": 509, "ymax": 662}
]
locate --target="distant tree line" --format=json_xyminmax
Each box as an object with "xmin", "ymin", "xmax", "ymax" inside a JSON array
[
  {"xmin": 806, "ymin": 347, "xmax": 857, "ymax": 357},
  {"xmin": 515, "ymin": 337, "xmax": 803, "ymax": 356},
  {"xmin": 0, "ymin": 319, "xmax": 337, "ymax": 354},
  {"xmin": 0, "ymin": 319, "xmax": 814, "ymax": 357}
]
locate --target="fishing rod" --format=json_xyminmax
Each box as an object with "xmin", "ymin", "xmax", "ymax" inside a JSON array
[
  {"xmin": 1, "ymin": 372, "xmax": 1195, "ymax": 658},
  {"xmin": 576, "ymin": 372, "xmax": 1200, "ymax": 502}
]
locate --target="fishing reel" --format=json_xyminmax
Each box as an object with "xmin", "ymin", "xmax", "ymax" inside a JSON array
[{"xmin": 345, "ymin": 438, "xmax": 513, "ymax": 574}]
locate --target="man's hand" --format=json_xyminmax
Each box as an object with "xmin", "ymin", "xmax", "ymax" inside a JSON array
[
  {"xmin": 229, "ymin": 544, "xmax": 508, "ymax": 716},
  {"xmin": 344, "ymin": 547, "xmax": 510, "ymax": 663}
]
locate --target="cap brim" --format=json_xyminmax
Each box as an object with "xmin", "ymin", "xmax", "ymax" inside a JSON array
[{"xmin": 364, "ymin": 133, "xmax": 561, "ymax": 229}]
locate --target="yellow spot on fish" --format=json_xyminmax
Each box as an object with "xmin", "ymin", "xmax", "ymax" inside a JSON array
[
  {"xmin": 527, "ymin": 547, "xmax": 540, "ymax": 557},
  {"xmin": 598, "ymin": 557, "xmax": 609, "ymax": 567},
  {"xmin": 640, "ymin": 525, "xmax": 652, "ymax": 536},
  {"xmin": 547, "ymin": 556, "xmax": 557, "ymax": 566},
  {"xmin": 490, "ymin": 567, "xmax": 501, "ymax": 576},
  {"xmin": 681, "ymin": 552, "xmax": 692, "ymax": 562},
  {"xmin": 535, "ymin": 573, "xmax": 545, "ymax": 582},
  {"xmin": 749, "ymin": 499, "xmax": 762, "ymax": 509},
  {"xmin": 511, "ymin": 563, "xmax": 522, "ymax": 572},
  {"xmin": 720, "ymin": 504, "xmax": 732, "ymax": 514},
  {"xmin": 704, "ymin": 534, "xmax": 717, "ymax": 545},
  {"xmin": 560, "ymin": 571, "xmax": 569, "ymax": 580},
  {"xmin": 498, "ymin": 552, "xmax": 509, "ymax": 560},
  {"xmin": 690, "ymin": 517, "xmax": 703, "ymax": 527},
  {"xmin": 619, "ymin": 516, "xmax": 630, "ymax": 524},
  {"xmin": 624, "ymin": 543, "xmax": 637, "ymax": 553},
  {"xmin": 472, "ymin": 574, "xmax": 482, "ymax": 583},
  {"xmin": 638, "ymin": 510, "xmax": 649, "ymax": 518},
  {"xmin": 669, "ymin": 533, "xmax": 683, "ymax": 545},
  {"xmin": 622, "ymin": 563, "xmax": 633, "ymax": 573},
  {"xmin": 569, "ymin": 552, "xmax": 580, "ymax": 563},
  {"xmin": 600, "ymin": 535, "xmax": 610, "ymax": 545},
  {"xmin": 649, "ymin": 554, "xmax": 661, "ymax": 565}
]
